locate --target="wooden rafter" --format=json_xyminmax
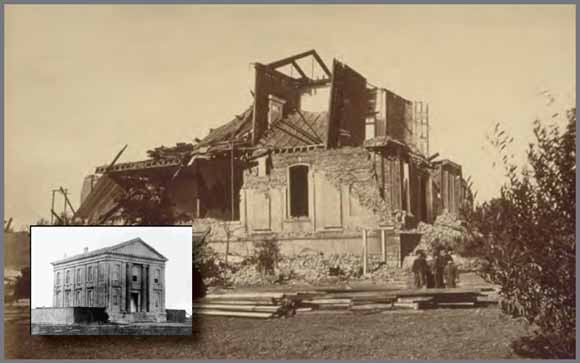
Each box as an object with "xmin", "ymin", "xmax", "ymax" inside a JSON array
[
  {"xmin": 311, "ymin": 51, "xmax": 332, "ymax": 78},
  {"xmin": 276, "ymin": 115, "xmax": 323, "ymax": 145},
  {"xmin": 294, "ymin": 108, "xmax": 323, "ymax": 143},
  {"xmin": 291, "ymin": 61, "xmax": 308, "ymax": 79},
  {"xmin": 266, "ymin": 49, "xmax": 331, "ymax": 79}
]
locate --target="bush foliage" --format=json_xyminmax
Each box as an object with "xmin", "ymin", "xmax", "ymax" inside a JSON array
[
  {"xmin": 251, "ymin": 237, "xmax": 281, "ymax": 276},
  {"xmin": 463, "ymin": 109, "xmax": 576, "ymax": 358}
]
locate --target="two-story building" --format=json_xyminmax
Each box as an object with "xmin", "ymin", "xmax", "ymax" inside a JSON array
[
  {"xmin": 74, "ymin": 50, "xmax": 465, "ymax": 266},
  {"xmin": 51, "ymin": 238, "xmax": 167, "ymax": 323}
]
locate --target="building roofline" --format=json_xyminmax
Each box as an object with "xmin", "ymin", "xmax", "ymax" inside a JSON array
[{"xmin": 51, "ymin": 237, "xmax": 168, "ymax": 265}]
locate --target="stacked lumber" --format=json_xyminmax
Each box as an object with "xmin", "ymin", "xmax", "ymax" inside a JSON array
[
  {"xmin": 193, "ymin": 292, "xmax": 298, "ymax": 319},
  {"xmin": 194, "ymin": 287, "xmax": 500, "ymax": 318},
  {"xmin": 295, "ymin": 289, "xmax": 396, "ymax": 313},
  {"xmin": 296, "ymin": 287, "xmax": 496, "ymax": 312}
]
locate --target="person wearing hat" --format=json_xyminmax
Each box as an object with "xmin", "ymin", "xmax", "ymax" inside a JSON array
[{"xmin": 411, "ymin": 250, "xmax": 428, "ymax": 288}]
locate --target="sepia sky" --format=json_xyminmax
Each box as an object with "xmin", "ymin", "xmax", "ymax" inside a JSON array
[
  {"xmin": 4, "ymin": 4, "xmax": 575, "ymax": 227},
  {"xmin": 30, "ymin": 226, "xmax": 192, "ymax": 314}
]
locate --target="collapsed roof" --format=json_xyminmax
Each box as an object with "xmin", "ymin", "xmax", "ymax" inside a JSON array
[
  {"xmin": 96, "ymin": 49, "xmax": 430, "ymax": 174},
  {"xmin": 76, "ymin": 49, "xmax": 434, "ymax": 222}
]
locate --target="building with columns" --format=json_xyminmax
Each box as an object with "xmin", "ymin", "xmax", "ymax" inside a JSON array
[{"xmin": 51, "ymin": 237, "xmax": 167, "ymax": 323}]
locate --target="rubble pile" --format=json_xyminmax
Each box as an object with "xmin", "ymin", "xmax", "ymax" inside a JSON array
[
  {"xmin": 216, "ymin": 253, "xmax": 406, "ymax": 287},
  {"xmin": 399, "ymin": 212, "xmax": 486, "ymax": 272},
  {"xmin": 409, "ymin": 211, "xmax": 465, "ymax": 256}
]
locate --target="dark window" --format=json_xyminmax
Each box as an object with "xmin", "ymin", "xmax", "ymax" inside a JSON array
[
  {"xmin": 289, "ymin": 165, "xmax": 309, "ymax": 217},
  {"xmin": 132, "ymin": 275, "xmax": 137, "ymax": 282}
]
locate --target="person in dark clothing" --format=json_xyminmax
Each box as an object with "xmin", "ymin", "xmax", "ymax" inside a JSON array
[
  {"xmin": 425, "ymin": 259, "xmax": 435, "ymax": 288},
  {"xmin": 442, "ymin": 247, "xmax": 454, "ymax": 265},
  {"xmin": 444, "ymin": 259, "xmax": 459, "ymax": 288},
  {"xmin": 432, "ymin": 248, "xmax": 446, "ymax": 288},
  {"xmin": 412, "ymin": 250, "xmax": 428, "ymax": 288}
]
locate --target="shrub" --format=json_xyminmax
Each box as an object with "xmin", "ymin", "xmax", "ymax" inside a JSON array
[
  {"xmin": 252, "ymin": 237, "xmax": 280, "ymax": 276},
  {"xmin": 463, "ymin": 109, "xmax": 576, "ymax": 358}
]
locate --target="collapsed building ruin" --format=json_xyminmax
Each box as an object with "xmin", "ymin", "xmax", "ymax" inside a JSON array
[{"xmin": 75, "ymin": 50, "xmax": 466, "ymax": 267}]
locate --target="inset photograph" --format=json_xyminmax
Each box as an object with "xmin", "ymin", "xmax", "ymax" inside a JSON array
[{"xmin": 30, "ymin": 225, "xmax": 192, "ymax": 335}]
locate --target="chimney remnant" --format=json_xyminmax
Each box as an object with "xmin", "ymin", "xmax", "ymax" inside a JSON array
[{"xmin": 267, "ymin": 94, "xmax": 286, "ymax": 128}]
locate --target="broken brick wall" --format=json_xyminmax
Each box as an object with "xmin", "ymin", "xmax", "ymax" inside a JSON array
[
  {"xmin": 194, "ymin": 145, "xmax": 430, "ymax": 264},
  {"xmin": 241, "ymin": 146, "xmax": 393, "ymax": 238}
]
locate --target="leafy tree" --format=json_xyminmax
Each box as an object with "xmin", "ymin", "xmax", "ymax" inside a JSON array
[
  {"xmin": 114, "ymin": 175, "xmax": 189, "ymax": 225},
  {"xmin": 13, "ymin": 266, "xmax": 31, "ymax": 300},
  {"xmin": 464, "ymin": 108, "xmax": 575, "ymax": 358}
]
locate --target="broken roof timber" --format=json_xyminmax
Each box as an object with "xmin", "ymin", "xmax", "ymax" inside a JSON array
[
  {"xmin": 432, "ymin": 158, "xmax": 462, "ymax": 170},
  {"xmin": 266, "ymin": 49, "xmax": 332, "ymax": 79},
  {"xmin": 291, "ymin": 60, "xmax": 308, "ymax": 79},
  {"xmin": 363, "ymin": 136, "xmax": 431, "ymax": 166},
  {"xmin": 95, "ymin": 158, "xmax": 182, "ymax": 174}
]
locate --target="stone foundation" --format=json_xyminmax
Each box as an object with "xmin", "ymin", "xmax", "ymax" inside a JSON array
[
  {"xmin": 108, "ymin": 311, "xmax": 167, "ymax": 324},
  {"xmin": 32, "ymin": 307, "xmax": 108, "ymax": 325},
  {"xmin": 166, "ymin": 309, "xmax": 186, "ymax": 323}
]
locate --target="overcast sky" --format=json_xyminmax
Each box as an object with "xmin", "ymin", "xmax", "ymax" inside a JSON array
[
  {"xmin": 31, "ymin": 226, "xmax": 192, "ymax": 314},
  {"xmin": 4, "ymin": 4, "xmax": 575, "ymax": 227}
]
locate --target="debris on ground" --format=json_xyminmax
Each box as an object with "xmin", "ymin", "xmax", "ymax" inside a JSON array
[
  {"xmin": 193, "ymin": 286, "xmax": 499, "ymax": 319},
  {"xmin": 409, "ymin": 211, "xmax": 465, "ymax": 256},
  {"xmin": 214, "ymin": 253, "xmax": 414, "ymax": 288}
]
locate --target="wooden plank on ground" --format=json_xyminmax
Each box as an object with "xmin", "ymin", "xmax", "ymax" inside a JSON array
[
  {"xmin": 196, "ymin": 299, "xmax": 276, "ymax": 306},
  {"xmin": 194, "ymin": 310, "xmax": 274, "ymax": 318},
  {"xmin": 193, "ymin": 304, "xmax": 281, "ymax": 313},
  {"xmin": 205, "ymin": 292, "xmax": 286, "ymax": 299},
  {"xmin": 302, "ymin": 299, "xmax": 352, "ymax": 305}
]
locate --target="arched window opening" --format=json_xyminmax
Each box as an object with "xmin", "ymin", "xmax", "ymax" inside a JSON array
[{"xmin": 289, "ymin": 165, "xmax": 309, "ymax": 217}]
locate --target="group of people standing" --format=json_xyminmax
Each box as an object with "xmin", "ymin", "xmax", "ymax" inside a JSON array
[{"xmin": 411, "ymin": 245, "xmax": 459, "ymax": 289}]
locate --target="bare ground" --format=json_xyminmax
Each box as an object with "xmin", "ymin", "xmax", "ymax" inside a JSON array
[{"xmin": 6, "ymin": 305, "xmax": 529, "ymax": 359}]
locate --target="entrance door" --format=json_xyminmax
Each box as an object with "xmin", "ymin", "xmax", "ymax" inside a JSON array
[{"xmin": 130, "ymin": 293, "xmax": 139, "ymax": 312}]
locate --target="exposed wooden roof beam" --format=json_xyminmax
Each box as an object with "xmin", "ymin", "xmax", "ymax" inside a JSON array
[
  {"xmin": 311, "ymin": 51, "xmax": 332, "ymax": 78},
  {"xmin": 291, "ymin": 60, "xmax": 308, "ymax": 79},
  {"xmin": 266, "ymin": 49, "xmax": 331, "ymax": 79},
  {"xmin": 266, "ymin": 49, "xmax": 317, "ymax": 69}
]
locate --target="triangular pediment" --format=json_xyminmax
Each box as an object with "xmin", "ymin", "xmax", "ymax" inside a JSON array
[{"xmin": 110, "ymin": 238, "xmax": 167, "ymax": 262}]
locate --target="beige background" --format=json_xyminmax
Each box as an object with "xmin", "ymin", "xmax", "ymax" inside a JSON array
[{"xmin": 4, "ymin": 4, "xmax": 575, "ymax": 227}]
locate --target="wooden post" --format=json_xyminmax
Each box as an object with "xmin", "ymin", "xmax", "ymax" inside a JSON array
[
  {"xmin": 426, "ymin": 103, "xmax": 430, "ymax": 157},
  {"xmin": 362, "ymin": 229, "xmax": 368, "ymax": 275},
  {"xmin": 225, "ymin": 141, "xmax": 234, "ymax": 269},
  {"xmin": 60, "ymin": 186, "xmax": 76, "ymax": 215},
  {"xmin": 62, "ymin": 188, "xmax": 67, "ymax": 216},
  {"xmin": 50, "ymin": 189, "xmax": 56, "ymax": 224},
  {"xmin": 381, "ymin": 229, "xmax": 386, "ymax": 264}
]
